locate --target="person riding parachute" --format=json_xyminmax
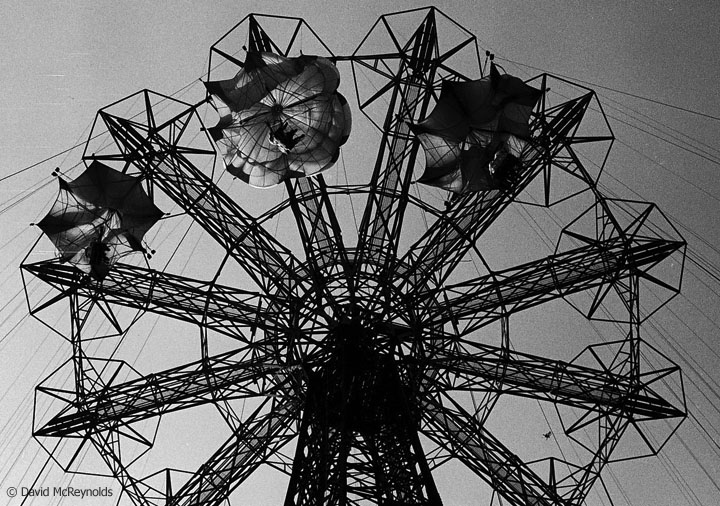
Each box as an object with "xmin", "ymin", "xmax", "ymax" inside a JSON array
[
  {"xmin": 37, "ymin": 161, "xmax": 163, "ymax": 280},
  {"xmin": 411, "ymin": 63, "xmax": 542, "ymax": 193},
  {"xmin": 205, "ymin": 50, "xmax": 352, "ymax": 187}
]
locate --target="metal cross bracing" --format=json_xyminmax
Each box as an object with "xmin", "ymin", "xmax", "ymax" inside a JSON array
[
  {"xmin": 23, "ymin": 259, "xmax": 285, "ymax": 341},
  {"xmin": 23, "ymin": 7, "xmax": 688, "ymax": 506}
]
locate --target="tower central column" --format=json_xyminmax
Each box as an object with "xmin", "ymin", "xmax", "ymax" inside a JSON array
[{"xmin": 285, "ymin": 322, "xmax": 442, "ymax": 506}]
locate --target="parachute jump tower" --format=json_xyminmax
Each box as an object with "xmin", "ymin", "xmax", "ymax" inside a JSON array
[{"xmin": 23, "ymin": 8, "xmax": 687, "ymax": 506}]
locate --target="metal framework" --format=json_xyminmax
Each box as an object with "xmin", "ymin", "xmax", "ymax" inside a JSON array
[{"xmin": 23, "ymin": 8, "xmax": 688, "ymax": 506}]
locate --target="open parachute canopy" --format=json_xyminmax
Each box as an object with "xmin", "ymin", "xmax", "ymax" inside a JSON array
[
  {"xmin": 205, "ymin": 51, "xmax": 352, "ymax": 188},
  {"xmin": 38, "ymin": 161, "xmax": 163, "ymax": 280},
  {"xmin": 411, "ymin": 63, "xmax": 542, "ymax": 193}
]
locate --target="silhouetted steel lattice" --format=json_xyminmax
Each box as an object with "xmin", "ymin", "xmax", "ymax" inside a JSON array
[{"xmin": 23, "ymin": 8, "xmax": 688, "ymax": 506}]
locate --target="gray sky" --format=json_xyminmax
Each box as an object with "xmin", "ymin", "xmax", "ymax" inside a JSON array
[{"xmin": 1, "ymin": 1, "xmax": 720, "ymax": 505}]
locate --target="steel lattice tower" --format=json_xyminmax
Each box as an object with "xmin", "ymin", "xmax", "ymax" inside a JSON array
[{"xmin": 23, "ymin": 8, "xmax": 687, "ymax": 506}]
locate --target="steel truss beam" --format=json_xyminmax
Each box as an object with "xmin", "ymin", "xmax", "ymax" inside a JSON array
[
  {"xmin": 355, "ymin": 10, "xmax": 438, "ymax": 280},
  {"xmin": 286, "ymin": 176, "xmax": 350, "ymax": 284},
  {"xmin": 90, "ymin": 430, "xmax": 149, "ymax": 506},
  {"xmin": 422, "ymin": 394, "xmax": 565, "ymax": 506},
  {"xmin": 168, "ymin": 396, "xmax": 301, "ymax": 506},
  {"xmin": 398, "ymin": 92, "xmax": 597, "ymax": 295},
  {"xmin": 23, "ymin": 259, "xmax": 285, "ymax": 341},
  {"xmin": 419, "ymin": 342, "xmax": 683, "ymax": 420},
  {"xmin": 35, "ymin": 350, "xmax": 300, "ymax": 438},
  {"xmin": 99, "ymin": 111, "xmax": 309, "ymax": 299},
  {"xmin": 427, "ymin": 237, "xmax": 682, "ymax": 333},
  {"xmin": 68, "ymin": 292, "xmax": 95, "ymax": 401}
]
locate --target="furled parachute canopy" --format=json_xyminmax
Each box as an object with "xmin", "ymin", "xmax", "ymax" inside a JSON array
[
  {"xmin": 411, "ymin": 63, "xmax": 542, "ymax": 193},
  {"xmin": 205, "ymin": 51, "xmax": 352, "ymax": 188},
  {"xmin": 37, "ymin": 161, "xmax": 163, "ymax": 280}
]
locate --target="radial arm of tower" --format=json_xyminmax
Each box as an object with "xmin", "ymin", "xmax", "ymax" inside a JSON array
[
  {"xmin": 425, "ymin": 236, "xmax": 683, "ymax": 334},
  {"xmin": 419, "ymin": 341, "xmax": 683, "ymax": 420},
  {"xmin": 355, "ymin": 11, "xmax": 439, "ymax": 279},
  {"xmin": 35, "ymin": 350, "xmax": 302, "ymax": 438},
  {"xmin": 169, "ymin": 396, "xmax": 301, "ymax": 506},
  {"xmin": 100, "ymin": 109, "xmax": 310, "ymax": 299},
  {"xmin": 23, "ymin": 259, "xmax": 284, "ymax": 341}
]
